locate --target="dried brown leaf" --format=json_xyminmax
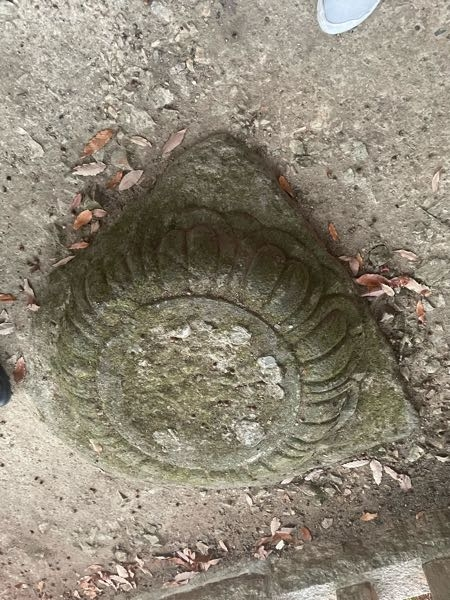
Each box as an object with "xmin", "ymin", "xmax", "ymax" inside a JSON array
[
  {"xmin": 245, "ymin": 493, "xmax": 253, "ymax": 507},
  {"xmin": 52, "ymin": 255, "xmax": 75, "ymax": 268},
  {"xmin": 328, "ymin": 222, "xmax": 339, "ymax": 242},
  {"xmin": 299, "ymin": 526, "xmax": 312, "ymax": 542},
  {"xmin": 13, "ymin": 356, "xmax": 26, "ymax": 384},
  {"xmin": 195, "ymin": 541, "xmax": 209, "ymax": 555},
  {"xmin": 362, "ymin": 289, "xmax": 388, "ymax": 298},
  {"xmin": 339, "ymin": 255, "xmax": 361, "ymax": 276},
  {"xmin": 278, "ymin": 175, "xmax": 294, "ymax": 198},
  {"xmin": 218, "ymin": 540, "xmax": 228, "ymax": 552},
  {"xmin": 72, "ymin": 162, "xmax": 106, "ymax": 177},
  {"xmin": 91, "ymin": 221, "xmax": 101, "ymax": 234},
  {"xmin": 381, "ymin": 283, "xmax": 395, "ymax": 297},
  {"xmin": 0, "ymin": 293, "xmax": 16, "ymax": 302},
  {"xmin": 393, "ymin": 249, "xmax": 418, "ymax": 262},
  {"xmin": 370, "ymin": 459, "xmax": 383, "ymax": 485},
  {"xmin": 431, "ymin": 167, "xmax": 442, "ymax": 193},
  {"xmin": 115, "ymin": 564, "xmax": 129, "ymax": 579},
  {"xmin": 92, "ymin": 208, "xmax": 107, "ymax": 218},
  {"xmin": 173, "ymin": 571, "xmax": 197, "ymax": 584},
  {"xmin": 82, "ymin": 129, "xmax": 114, "ymax": 157},
  {"xmin": 162, "ymin": 129, "xmax": 187, "ymax": 155},
  {"xmin": 106, "ymin": 170, "xmax": 124, "ymax": 189},
  {"xmin": 118, "ymin": 169, "xmax": 143, "ymax": 192},
  {"xmin": 361, "ymin": 512, "xmax": 378, "ymax": 522},
  {"xmin": 130, "ymin": 135, "xmax": 152, "ymax": 148},
  {"xmin": 69, "ymin": 241, "xmax": 89, "ymax": 250},
  {"xmin": 343, "ymin": 459, "xmax": 369, "ymax": 469},
  {"xmin": 355, "ymin": 274, "xmax": 391, "ymax": 289},
  {"xmin": 390, "ymin": 275, "xmax": 430, "ymax": 296},
  {"xmin": 416, "ymin": 299, "xmax": 426, "ymax": 325},
  {"xmin": 270, "ymin": 516, "xmax": 281, "ymax": 536},
  {"xmin": 73, "ymin": 209, "xmax": 93, "ymax": 230},
  {"xmin": 70, "ymin": 192, "xmax": 82, "ymax": 212}
]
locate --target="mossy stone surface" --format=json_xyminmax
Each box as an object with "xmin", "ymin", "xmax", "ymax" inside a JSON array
[{"xmin": 33, "ymin": 135, "xmax": 414, "ymax": 487}]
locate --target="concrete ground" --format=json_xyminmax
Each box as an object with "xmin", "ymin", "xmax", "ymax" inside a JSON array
[{"xmin": 0, "ymin": 0, "xmax": 449, "ymax": 598}]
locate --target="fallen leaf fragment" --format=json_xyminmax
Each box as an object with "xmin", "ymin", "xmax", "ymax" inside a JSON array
[
  {"xmin": 394, "ymin": 249, "xmax": 418, "ymax": 262},
  {"xmin": 370, "ymin": 459, "xmax": 383, "ymax": 485},
  {"xmin": 270, "ymin": 517, "xmax": 281, "ymax": 536},
  {"xmin": 106, "ymin": 170, "xmax": 124, "ymax": 189},
  {"xmin": 196, "ymin": 541, "xmax": 209, "ymax": 555},
  {"xmin": 72, "ymin": 162, "xmax": 106, "ymax": 176},
  {"xmin": 73, "ymin": 209, "xmax": 93, "ymax": 230},
  {"xmin": 82, "ymin": 128, "xmax": 114, "ymax": 157},
  {"xmin": 70, "ymin": 192, "xmax": 82, "ymax": 212},
  {"xmin": 115, "ymin": 564, "xmax": 129, "ymax": 579},
  {"xmin": 13, "ymin": 356, "xmax": 26, "ymax": 384},
  {"xmin": 69, "ymin": 241, "xmax": 89, "ymax": 250},
  {"xmin": 361, "ymin": 512, "xmax": 378, "ymax": 522},
  {"xmin": 355, "ymin": 274, "xmax": 391, "ymax": 289},
  {"xmin": 52, "ymin": 255, "xmax": 75, "ymax": 268},
  {"xmin": 343, "ymin": 459, "xmax": 369, "ymax": 469},
  {"xmin": 118, "ymin": 169, "xmax": 143, "ymax": 191},
  {"xmin": 299, "ymin": 526, "xmax": 312, "ymax": 542},
  {"xmin": 384, "ymin": 466, "xmax": 412, "ymax": 491},
  {"xmin": 416, "ymin": 300, "xmax": 426, "ymax": 325},
  {"xmin": 339, "ymin": 255, "xmax": 362, "ymax": 276},
  {"xmin": 218, "ymin": 540, "xmax": 228, "ymax": 552},
  {"xmin": 130, "ymin": 135, "xmax": 152, "ymax": 148},
  {"xmin": 23, "ymin": 278, "xmax": 39, "ymax": 311},
  {"xmin": 328, "ymin": 222, "xmax": 339, "ymax": 242},
  {"xmin": 92, "ymin": 208, "xmax": 107, "ymax": 218},
  {"xmin": 0, "ymin": 293, "xmax": 16, "ymax": 302},
  {"xmin": 278, "ymin": 175, "xmax": 294, "ymax": 198},
  {"xmin": 174, "ymin": 571, "xmax": 197, "ymax": 584},
  {"xmin": 380, "ymin": 283, "xmax": 395, "ymax": 297},
  {"xmin": 431, "ymin": 167, "xmax": 442, "ymax": 193},
  {"xmin": 390, "ymin": 275, "xmax": 430, "ymax": 296},
  {"xmin": 245, "ymin": 493, "xmax": 253, "ymax": 507},
  {"xmin": 162, "ymin": 128, "xmax": 187, "ymax": 155},
  {"xmin": 91, "ymin": 221, "xmax": 100, "ymax": 234}
]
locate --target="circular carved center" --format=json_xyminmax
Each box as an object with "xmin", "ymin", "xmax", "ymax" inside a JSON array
[{"xmin": 98, "ymin": 297, "xmax": 301, "ymax": 471}]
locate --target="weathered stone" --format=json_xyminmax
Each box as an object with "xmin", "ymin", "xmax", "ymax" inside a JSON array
[{"xmin": 32, "ymin": 136, "xmax": 414, "ymax": 486}]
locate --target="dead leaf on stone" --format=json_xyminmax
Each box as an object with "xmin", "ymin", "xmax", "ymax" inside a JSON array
[
  {"xmin": 355, "ymin": 274, "xmax": 391, "ymax": 289},
  {"xmin": 300, "ymin": 526, "xmax": 312, "ymax": 542},
  {"xmin": 328, "ymin": 222, "xmax": 339, "ymax": 242},
  {"xmin": 370, "ymin": 459, "xmax": 383, "ymax": 485},
  {"xmin": 278, "ymin": 175, "xmax": 294, "ymax": 198},
  {"xmin": 70, "ymin": 192, "xmax": 83, "ymax": 212},
  {"xmin": 118, "ymin": 169, "xmax": 143, "ymax": 191},
  {"xmin": 73, "ymin": 209, "xmax": 93, "ymax": 230},
  {"xmin": 72, "ymin": 162, "xmax": 106, "ymax": 177},
  {"xmin": 384, "ymin": 466, "xmax": 412, "ymax": 491},
  {"xmin": 69, "ymin": 241, "xmax": 90, "ymax": 250},
  {"xmin": 361, "ymin": 512, "xmax": 378, "ymax": 522},
  {"xmin": 196, "ymin": 541, "xmax": 209, "ymax": 555},
  {"xmin": 380, "ymin": 283, "xmax": 395, "ymax": 297},
  {"xmin": 362, "ymin": 289, "xmax": 388, "ymax": 298},
  {"xmin": 270, "ymin": 516, "xmax": 281, "ymax": 536},
  {"xmin": 173, "ymin": 571, "xmax": 197, "ymax": 584},
  {"xmin": 52, "ymin": 255, "xmax": 75, "ymax": 268},
  {"xmin": 339, "ymin": 255, "xmax": 362, "ymax": 276},
  {"xmin": 390, "ymin": 275, "xmax": 430, "ymax": 296},
  {"xmin": 218, "ymin": 540, "xmax": 228, "ymax": 552},
  {"xmin": 23, "ymin": 278, "xmax": 39, "ymax": 311},
  {"xmin": 130, "ymin": 135, "xmax": 152, "ymax": 148},
  {"xmin": 343, "ymin": 459, "xmax": 369, "ymax": 469},
  {"xmin": 431, "ymin": 167, "xmax": 442, "ymax": 193},
  {"xmin": 0, "ymin": 293, "xmax": 16, "ymax": 302},
  {"xmin": 82, "ymin": 128, "xmax": 114, "ymax": 157},
  {"xmin": 106, "ymin": 170, "xmax": 124, "ymax": 189},
  {"xmin": 92, "ymin": 208, "xmax": 107, "ymax": 218},
  {"xmin": 115, "ymin": 564, "xmax": 129, "ymax": 579},
  {"xmin": 13, "ymin": 356, "xmax": 26, "ymax": 384},
  {"xmin": 162, "ymin": 128, "xmax": 187, "ymax": 155},
  {"xmin": 416, "ymin": 299, "xmax": 426, "ymax": 325},
  {"xmin": 394, "ymin": 249, "xmax": 418, "ymax": 261},
  {"xmin": 91, "ymin": 221, "xmax": 101, "ymax": 234},
  {"xmin": 245, "ymin": 493, "xmax": 253, "ymax": 507}
]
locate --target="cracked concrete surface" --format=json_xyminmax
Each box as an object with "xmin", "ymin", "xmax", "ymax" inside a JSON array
[{"xmin": 0, "ymin": 0, "xmax": 448, "ymax": 598}]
